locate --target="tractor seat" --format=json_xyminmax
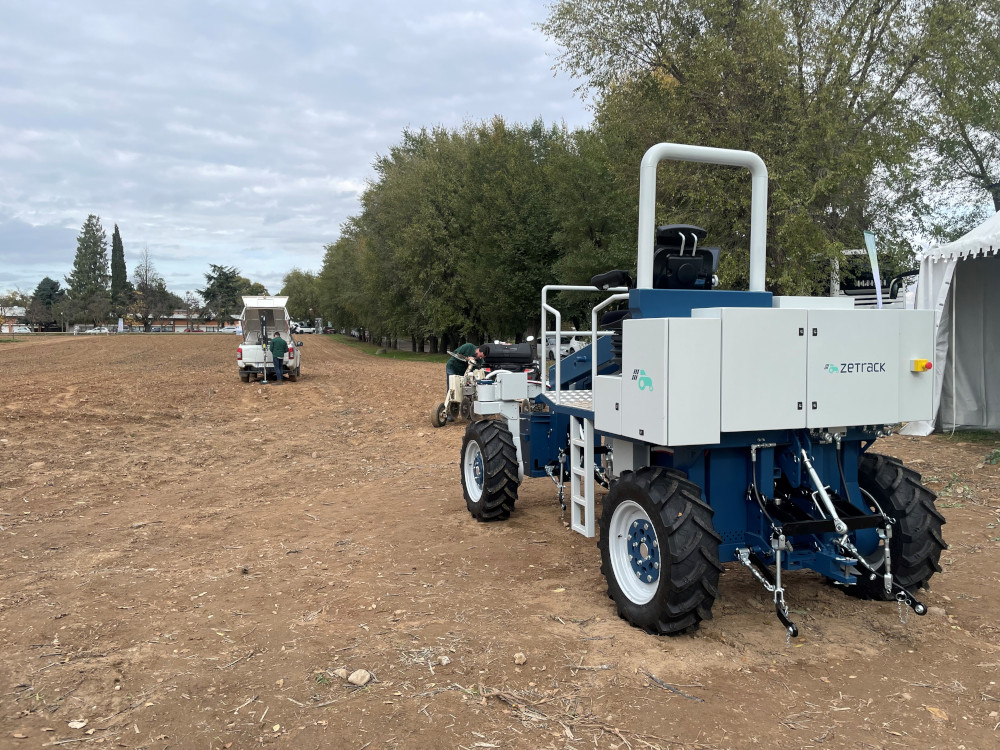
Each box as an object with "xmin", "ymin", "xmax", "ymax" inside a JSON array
[{"xmin": 652, "ymin": 224, "xmax": 721, "ymax": 290}]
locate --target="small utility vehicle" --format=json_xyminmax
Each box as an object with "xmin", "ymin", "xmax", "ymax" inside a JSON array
[{"xmin": 236, "ymin": 296, "xmax": 303, "ymax": 382}]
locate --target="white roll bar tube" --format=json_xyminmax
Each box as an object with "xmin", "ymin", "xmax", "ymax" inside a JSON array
[{"xmin": 636, "ymin": 143, "xmax": 768, "ymax": 292}]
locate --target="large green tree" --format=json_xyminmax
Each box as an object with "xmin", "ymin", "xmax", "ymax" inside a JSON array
[
  {"xmin": 110, "ymin": 224, "xmax": 131, "ymax": 317},
  {"xmin": 66, "ymin": 214, "xmax": 111, "ymax": 305},
  {"xmin": 917, "ymin": 0, "xmax": 1000, "ymax": 236},
  {"xmin": 28, "ymin": 277, "xmax": 66, "ymax": 330},
  {"xmin": 32, "ymin": 277, "xmax": 66, "ymax": 308},
  {"xmin": 539, "ymin": 0, "xmax": 978, "ymax": 293},
  {"xmin": 197, "ymin": 264, "xmax": 242, "ymax": 324},
  {"xmin": 280, "ymin": 269, "xmax": 321, "ymax": 323}
]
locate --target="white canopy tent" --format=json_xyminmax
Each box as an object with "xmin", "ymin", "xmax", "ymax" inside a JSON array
[{"xmin": 902, "ymin": 211, "xmax": 1000, "ymax": 435}]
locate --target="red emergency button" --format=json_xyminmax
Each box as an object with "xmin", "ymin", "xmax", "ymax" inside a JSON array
[{"xmin": 910, "ymin": 359, "xmax": 932, "ymax": 372}]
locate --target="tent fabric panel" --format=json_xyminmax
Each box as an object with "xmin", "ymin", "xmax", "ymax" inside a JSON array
[
  {"xmin": 900, "ymin": 257, "xmax": 958, "ymax": 435},
  {"xmin": 937, "ymin": 257, "xmax": 1000, "ymax": 431}
]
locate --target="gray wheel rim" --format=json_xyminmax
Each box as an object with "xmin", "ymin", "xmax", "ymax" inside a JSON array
[
  {"xmin": 463, "ymin": 440, "xmax": 484, "ymax": 503},
  {"xmin": 609, "ymin": 500, "xmax": 659, "ymax": 604}
]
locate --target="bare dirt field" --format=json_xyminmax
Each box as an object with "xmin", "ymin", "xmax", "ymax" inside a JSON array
[{"xmin": 1, "ymin": 333, "xmax": 999, "ymax": 750}]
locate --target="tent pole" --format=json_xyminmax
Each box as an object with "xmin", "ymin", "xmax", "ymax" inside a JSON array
[{"xmin": 951, "ymin": 272, "xmax": 957, "ymax": 436}]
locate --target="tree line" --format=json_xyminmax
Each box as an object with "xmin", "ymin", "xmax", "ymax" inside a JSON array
[
  {"xmin": 7, "ymin": 215, "xmax": 270, "ymax": 332},
  {"xmin": 288, "ymin": 0, "xmax": 1000, "ymax": 351}
]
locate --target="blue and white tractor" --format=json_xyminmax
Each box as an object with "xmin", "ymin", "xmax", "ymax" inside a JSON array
[{"xmin": 459, "ymin": 143, "xmax": 945, "ymax": 639}]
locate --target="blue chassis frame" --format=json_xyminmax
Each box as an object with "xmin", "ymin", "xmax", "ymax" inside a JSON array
[{"xmin": 522, "ymin": 288, "xmax": 886, "ymax": 584}]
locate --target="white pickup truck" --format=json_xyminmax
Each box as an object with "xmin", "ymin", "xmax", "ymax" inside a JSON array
[{"xmin": 236, "ymin": 296, "xmax": 302, "ymax": 382}]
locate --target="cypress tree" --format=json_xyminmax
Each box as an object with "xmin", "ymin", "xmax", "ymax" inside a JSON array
[{"xmin": 110, "ymin": 224, "xmax": 128, "ymax": 316}]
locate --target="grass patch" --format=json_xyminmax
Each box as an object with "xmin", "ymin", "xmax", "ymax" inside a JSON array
[
  {"xmin": 939, "ymin": 429, "xmax": 1000, "ymax": 445},
  {"xmin": 325, "ymin": 334, "xmax": 450, "ymax": 363}
]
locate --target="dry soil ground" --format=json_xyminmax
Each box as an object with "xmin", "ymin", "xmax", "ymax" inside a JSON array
[{"xmin": 1, "ymin": 334, "xmax": 999, "ymax": 750}]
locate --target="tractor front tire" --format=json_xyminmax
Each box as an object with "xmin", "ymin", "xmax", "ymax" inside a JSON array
[
  {"xmin": 461, "ymin": 420, "xmax": 518, "ymax": 521},
  {"xmin": 598, "ymin": 467, "xmax": 722, "ymax": 635},
  {"xmin": 431, "ymin": 402, "xmax": 447, "ymax": 428},
  {"xmin": 844, "ymin": 453, "xmax": 946, "ymax": 600}
]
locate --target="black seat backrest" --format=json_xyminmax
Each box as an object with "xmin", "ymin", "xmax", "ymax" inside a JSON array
[{"xmin": 652, "ymin": 224, "xmax": 720, "ymax": 290}]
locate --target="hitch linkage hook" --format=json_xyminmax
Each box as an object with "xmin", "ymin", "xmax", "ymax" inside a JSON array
[
  {"xmin": 836, "ymin": 534, "xmax": 927, "ymax": 618},
  {"xmin": 736, "ymin": 538, "xmax": 798, "ymax": 642}
]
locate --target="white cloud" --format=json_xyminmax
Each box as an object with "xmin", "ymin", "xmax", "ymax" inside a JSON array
[{"xmin": 0, "ymin": 0, "xmax": 590, "ymax": 296}]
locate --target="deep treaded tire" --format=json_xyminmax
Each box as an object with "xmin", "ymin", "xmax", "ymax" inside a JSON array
[
  {"xmin": 845, "ymin": 453, "xmax": 946, "ymax": 599},
  {"xmin": 461, "ymin": 420, "xmax": 519, "ymax": 522},
  {"xmin": 598, "ymin": 467, "xmax": 722, "ymax": 635}
]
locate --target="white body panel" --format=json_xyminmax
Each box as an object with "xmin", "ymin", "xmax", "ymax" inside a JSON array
[
  {"xmin": 693, "ymin": 307, "xmax": 808, "ymax": 432},
  {"xmin": 494, "ymin": 371, "xmax": 529, "ymax": 401},
  {"xmin": 772, "ymin": 295, "xmax": 855, "ymax": 310},
  {"xmin": 620, "ymin": 317, "xmax": 721, "ymax": 445},
  {"xmin": 805, "ymin": 309, "xmax": 901, "ymax": 427},
  {"xmin": 897, "ymin": 310, "xmax": 936, "ymax": 420},
  {"xmin": 594, "ymin": 375, "xmax": 622, "ymax": 435},
  {"xmin": 612, "ymin": 307, "xmax": 935, "ymax": 443}
]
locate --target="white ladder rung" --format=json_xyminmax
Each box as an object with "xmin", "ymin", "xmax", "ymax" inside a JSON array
[{"xmin": 569, "ymin": 415, "xmax": 595, "ymax": 538}]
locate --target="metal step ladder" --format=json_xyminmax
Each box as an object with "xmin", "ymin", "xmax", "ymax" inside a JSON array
[{"xmin": 569, "ymin": 415, "xmax": 595, "ymax": 537}]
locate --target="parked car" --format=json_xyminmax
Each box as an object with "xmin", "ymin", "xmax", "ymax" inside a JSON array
[
  {"xmin": 183, "ymin": 327, "xmax": 204, "ymax": 333},
  {"xmin": 544, "ymin": 332, "xmax": 581, "ymax": 360},
  {"xmin": 322, "ymin": 326, "xmax": 335, "ymax": 334},
  {"xmin": 218, "ymin": 326, "xmax": 240, "ymax": 334},
  {"xmin": 84, "ymin": 326, "xmax": 110, "ymax": 335},
  {"xmin": 9, "ymin": 325, "xmax": 32, "ymax": 334}
]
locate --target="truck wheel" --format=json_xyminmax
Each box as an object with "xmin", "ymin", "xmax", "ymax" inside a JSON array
[
  {"xmin": 431, "ymin": 402, "xmax": 447, "ymax": 428},
  {"xmin": 842, "ymin": 453, "xmax": 946, "ymax": 600},
  {"xmin": 598, "ymin": 467, "xmax": 722, "ymax": 635},
  {"xmin": 287, "ymin": 367, "xmax": 298, "ymax": 382},
  {"xmin": 239, "ymin": 372, "xmax": 250, "ymax": 383},
  {"xmin": 461, "ymin": 420, "xmax": 518, "ymax": 521}
]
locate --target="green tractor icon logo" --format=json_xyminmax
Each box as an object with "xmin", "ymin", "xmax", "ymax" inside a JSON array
[{"xmin": 632, "ymin": 368, "xmax": 654, "ymax": 391}]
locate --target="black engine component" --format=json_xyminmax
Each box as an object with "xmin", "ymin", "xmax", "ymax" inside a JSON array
[
  {"xmin": 480, "ymin": 342, "xmax": 535, "ymax": 372},
  {"xmin": 652, "ymin": 224, "xmax": 721, "ymax": 290}
]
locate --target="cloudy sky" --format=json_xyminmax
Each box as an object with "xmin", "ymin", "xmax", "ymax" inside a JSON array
[{"xmin": 0, "ymin": 0, "xmax": 591, "ymax": 298}]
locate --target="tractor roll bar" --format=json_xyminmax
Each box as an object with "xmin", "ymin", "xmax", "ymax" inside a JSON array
[{"xmin": 636, "ymin": 143, "xmax": 768, "ymax": 292}]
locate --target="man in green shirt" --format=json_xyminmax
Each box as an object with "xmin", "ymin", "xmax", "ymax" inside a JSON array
[
  {"xmin": 447, "ymin": 342, "xmax": 482, "ymax": 379},
  {"xmin": 268, "ymin": 331, "xmax": 289, "ymax": 385}
]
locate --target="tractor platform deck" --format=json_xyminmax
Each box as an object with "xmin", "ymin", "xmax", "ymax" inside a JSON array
[{"xmin": 539, "ymin": 390, "xmax": 595, "ymax": 419}]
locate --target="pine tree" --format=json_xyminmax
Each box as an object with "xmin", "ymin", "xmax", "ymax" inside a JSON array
[
  {"xmin": 66, "ymin": 215, "xmax": 110, "ymax": 300},
  {"xmin": 110, "ymin": 224, "xmax": 129, "ymax": 316}
]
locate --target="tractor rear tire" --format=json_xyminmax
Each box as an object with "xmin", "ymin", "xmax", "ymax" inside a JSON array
[
  {"xmin": 431, "ymin": 402, "xmax": 447, "ymax": 428},
  {"xmin": 843, "ymin": 453, "xmax": 946, "ymax": 600},
  {"xmin": 598, "ymin": 467, "xmax": 722, "ymax": 635},
  {"xmin": 461, "ymin": 420, "xmax": 518, "ymax": 521}
]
